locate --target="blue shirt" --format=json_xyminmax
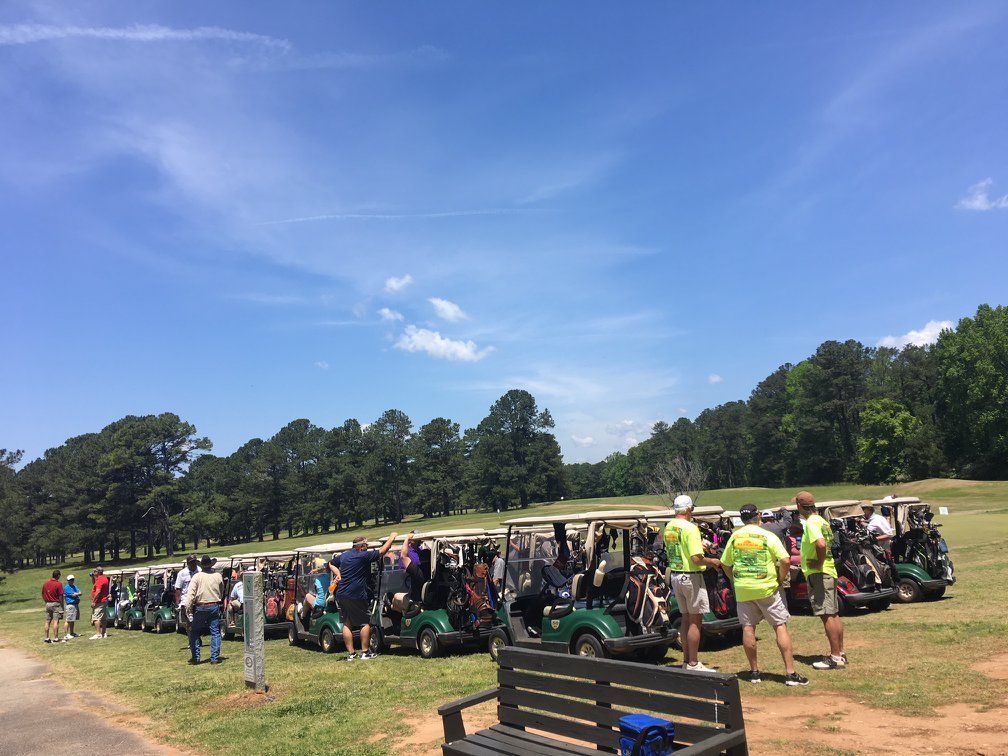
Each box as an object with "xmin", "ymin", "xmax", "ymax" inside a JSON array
[
  {"xmin": 331, "ymin": 549, "xmax": 379, "ymax": 600},
  {"xmin": 313, "ymin": 574, "xmax": 331, "ymax": 607},
  {"xmin": 65, "ymin": 583, "xmax": 81, "ymax": 606}
]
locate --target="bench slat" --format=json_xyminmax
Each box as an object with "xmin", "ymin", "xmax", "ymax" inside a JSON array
[
  {"xmin": 499, "ymin": 669, "xmax": 728, "ymax": 724},
  {"xmin": 500, "ymin": 686, "xmax": 625, "ymax": 727},
  {"xmin": 499, "ymin": 647, "xmax": 735, "ymax": 699},
  {"xmin": 498, "ymin": 705, "xmax": 621, "ymax": 749},
  {"xmin": 479, "ymin": 727, "xmax": 602, "ymax": 756}
]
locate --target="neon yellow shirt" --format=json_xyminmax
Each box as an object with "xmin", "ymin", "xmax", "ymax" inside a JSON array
[
  {"xmin": 663, "ymin": 519, "xmax": 705, "ymax": 573},
  {"xmin": 800, "ymin": 514, "xmax": 838, "ymax": 579},
  {"xmin": 721, "ymin": 524, "xmax": 789, "ymax": 602}
]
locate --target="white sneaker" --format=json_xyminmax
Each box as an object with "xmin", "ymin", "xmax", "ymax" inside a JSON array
[
  {"xmin": 684, "ymin": 661, "xmax": 716, "ymax": 673},
  {"xmin": 64, "ymin": 634, "xmax": 73, "ymax": 640},
  {"xmin": 89, "ymin": 634, "xmax": 102, "ymax": 640}
]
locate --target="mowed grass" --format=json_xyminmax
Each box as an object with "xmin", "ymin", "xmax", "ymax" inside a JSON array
[{"xmin": 1, "ymin": 478, "xmax": 1007, "ymax": 755}]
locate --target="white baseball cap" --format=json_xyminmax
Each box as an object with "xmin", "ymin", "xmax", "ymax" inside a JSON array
[
  {"xmin": 672, "ymin": 494, "xmax": 694, "ymax": 513},
  {"xmin": 67, "ymin": 574, "xmax": 75, "ymax": 581},
  {"xmin": 761, "ymin": 510, "xmax": 774, "ymax": 519}
]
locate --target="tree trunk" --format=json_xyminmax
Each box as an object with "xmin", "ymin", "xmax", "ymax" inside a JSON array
[{"xmin": 130, "ymin": 530, "xmax": 136, "ymax": 560}]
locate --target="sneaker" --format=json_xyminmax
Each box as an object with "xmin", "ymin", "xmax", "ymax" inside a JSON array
[
  {"xmin": 684, "ymin": 661, "xmax": 716, "ymax": 673},
  {"xmin": 44, "ymin": 638, "xmax": 51, "ymax": 644},
  {"xmin": 64, "ymin": 634, "xmax": 73, "ymax": 641},
  {"xmin": 89, "ymin": 634, "xmax": 102, "ymax": 640},
  {"xmin": 360, "ymin": 651, "xmax": 377, "ymax": 660},
  {"xmin": 344, "ymin": 653, "xmax": 358, "ymax": 662},
  {"xmin": 841, "ymin": 652, "xmax": 848, "ymax": 664},
  {"xmin": 742, "ymin": 670, "xmax": 762, "ymax": 684},
  {"xmin": 812, "ymin": 655, "xmax": 846, "ymax": 670},
  {"xmin": 785, "ymin": 672, "xmax": 810, "ymax": 686}
]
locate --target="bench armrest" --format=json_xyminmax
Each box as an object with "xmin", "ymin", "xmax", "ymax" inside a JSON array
[
  {"xmin": 438, "ymin": 687, "xmax": 499, "ymax": 743},
  {"xmin": 675, "ymin": 729, "xmax": 747, "ymax": 756}
]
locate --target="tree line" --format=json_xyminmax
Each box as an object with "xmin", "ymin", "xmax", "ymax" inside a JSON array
[
  {"xmin": 565, "ymin": 304, "xmax": 1008, "ymax": 500},
  {"xmin": 0, "ymin": 390, "xmax": 563, "ymax": 569}
]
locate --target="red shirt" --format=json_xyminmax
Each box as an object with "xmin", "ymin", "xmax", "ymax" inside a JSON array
[
  {"xmin": 42, "ymin": 579, "xmax": 64, "ymax": 603},
  {"xmin": 92, "ymin": 575, "xmax": 109, "ymax": 604}
]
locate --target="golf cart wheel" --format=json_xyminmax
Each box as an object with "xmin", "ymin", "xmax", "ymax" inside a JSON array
[
  {"xmin": 288, "ymin": 625, "xmax": 298, "ymax": 646},
  {"xmin": 573, "ymin": 633, "xmax": 605, "ymax": 658},
  {"xmin": 319, "ymin": 628, "xmax": 337, "ymax": 654},
  {"xmin": 896, "ymin": 578, "xmax": 923, "ymax": 604},
  {"xmin": 488, "ymin": 629, "xmax": 509, "ymax": 663},
  {"xmin": 419, "ymin": 627, "xmax": 440, "ymax": 659},
  {"xmin": 140, "ymin": 616, "xmax": 148, "ymax": 632},
  {"xmin": 925, "ymin": 586, "xmax": 947, "ymax": 600},
  {"xmin": 154, "ymin": 618, "xmax": 164, "ymax": 634}
]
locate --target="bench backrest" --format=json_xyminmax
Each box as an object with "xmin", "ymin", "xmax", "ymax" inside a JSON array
[{"xmin": 496, "ymin": 647, "xmax": 744, "ymax": 751}]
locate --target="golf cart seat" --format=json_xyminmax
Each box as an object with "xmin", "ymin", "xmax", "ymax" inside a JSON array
[{"xmin": 542, "ymin": 602, "xmax": 575, "ymax": 619}]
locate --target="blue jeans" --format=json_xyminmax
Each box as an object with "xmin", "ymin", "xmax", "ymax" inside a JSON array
[{"xmin": 189, "ymin": 606, "xmax": 221, "ymax": 662}]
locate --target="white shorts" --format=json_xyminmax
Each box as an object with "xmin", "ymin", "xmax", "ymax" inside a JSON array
[
  {"xmin": 737, "ymin": 590, "xmax": 790, "ymax": 628},
  {"xmin": 671, "ymin": 572, "xmax": 710, "ymax": 615}
]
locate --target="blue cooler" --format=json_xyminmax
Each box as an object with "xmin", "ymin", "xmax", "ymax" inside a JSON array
[{"xmin": 618, "ymin": 713, "xmax": 675, "ymax": 756}]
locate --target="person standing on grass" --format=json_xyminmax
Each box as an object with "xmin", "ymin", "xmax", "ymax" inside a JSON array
[
  {"xmin": 330, "ymin": 533, "xmax": 397, "ymax": 661},
  {"xmin": 663, "ymin": 495, "xmax": 721, "ymax": 672},
  {"xmin": 90, "ymin": 567, "xmax": 110, "ymax": 640},
  {"xmin": 64, "ymin": 574, "xmax": 81, "ymax": 639},
  {"xmin": 793, "ymin": 491, "xmax": 847, "ymax": 670},
  {"xmin": 185, "ymin": 555, "xmax": 224, "ymax": 665},
  {"xmin": 42, "ymin": 569, "xmax": 65, "ymax": 644},
  {"xmin": 721, "ymin": 504, "xmax": 809, "ymax": 686},
  {"xmin": 174, "ymin": 554, "xmax": 201, "ymax": 625}
]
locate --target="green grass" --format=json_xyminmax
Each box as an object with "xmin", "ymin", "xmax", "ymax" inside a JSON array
[{"xmin": 2, "ymin": 478, "xmax": 1007, "ymax": 754}]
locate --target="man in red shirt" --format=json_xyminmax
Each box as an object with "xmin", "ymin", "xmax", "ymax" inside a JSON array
[
  {"xmin": 42, "ymin": 570, "xmax": 65, "ymax": 644},
  {"xmin": 90, "ymin": 566, "xmax": 110, "ymax": 640}
]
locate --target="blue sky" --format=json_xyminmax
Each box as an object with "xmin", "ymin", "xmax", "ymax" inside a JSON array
[{"xmin": 3, "ymin": 3, "xmax": 1007, "ymax": 465}]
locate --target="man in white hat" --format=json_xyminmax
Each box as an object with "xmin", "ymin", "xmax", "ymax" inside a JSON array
[{"xmin": 663, "ymin": 494, "xmax": 721, "ymax": 672}]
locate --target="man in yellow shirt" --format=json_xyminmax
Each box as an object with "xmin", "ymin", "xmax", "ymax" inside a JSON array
[
  {"xmin": 663, "ymin": 495, "xmax": 721, "ymax": 672},
  {"xmin": 794, "ymin": 491, "xmax": 846, "ymax": 670},
  {"xmin": 722, "ymin": 504, "xmax": 808, "ymax": 686}
]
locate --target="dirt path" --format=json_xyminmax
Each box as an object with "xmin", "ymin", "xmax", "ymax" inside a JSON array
[
  {"xmin": 0, "ymin": 646, "xmax": 183, "ymax": 756},
  {"xmin": 388, "ymin": 683, "xmax": 1008, "ymax": 756}
]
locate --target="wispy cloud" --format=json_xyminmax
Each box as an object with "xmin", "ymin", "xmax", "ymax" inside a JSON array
[
  {"xmin": 956, "ymin": 178, "xmax": 1008, "ymax": 211},
  {"xmin": 0, "ymin": 23, "xmax": 290, "ymax": 50},
  {"xmin": 230, "ymin": 44, "xmax": 449, "ymax": 73},
  {"xmin": 314, "ymin": 360, "xmax": 330, "ymax": 371},
  {"xmin": 394, "ymin": 326, "xmax": 494, "ymax": 362},
  {"xmin": 378, "ymin": 307, "xmax": 403, "ymax": 322},
  {"xmin": 384, "ymin": 274, "xmax": 413, "ymax": 293},
  {"xmin": 255, "ymin": 207, "xmax": 537, "ymax": 226},
  {"xmin": 878, "ymin": 320, "xmax": 953, "ymax": 349},
  {"xmin": 708, "ymin": 374, "xmax": 723, "ymax": 385},
  {"xmin": 517, "ymin": 152, "xmax": 621, "ymax": 204},
  {"xmin": 571, "ymin": 434, "xmax": 595, "ymax": 447},
  {"xmin": 429, "ymin": 297, "xmax": 467, "ymax": 322}
]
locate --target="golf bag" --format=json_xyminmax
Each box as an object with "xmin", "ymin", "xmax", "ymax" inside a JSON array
[
  {"xmin": 626, "ymin": 556, "xmax": 670, "ymax": 632},
  {"xmin": 830, "ymin": 519, "xmax": 891, "ymax": 591}
]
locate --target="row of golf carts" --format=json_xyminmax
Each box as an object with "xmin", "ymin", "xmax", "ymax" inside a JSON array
[{"xmin": 104, "ymin": 496, "xmax": 953, "ymax": 664}]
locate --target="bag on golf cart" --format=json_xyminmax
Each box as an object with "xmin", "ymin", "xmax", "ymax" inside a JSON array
[
  {"xmin": 265, "ymin": 591, "xmax": 282, "ymax": 621},
  {"xmin": 626, "ymin": 556, "xmax": 669, "ymax": 632}
]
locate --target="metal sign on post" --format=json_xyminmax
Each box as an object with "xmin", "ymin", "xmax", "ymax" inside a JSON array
[{"xmin": 243, "ymin": 571, "xmax": 266, "ymax": 692}]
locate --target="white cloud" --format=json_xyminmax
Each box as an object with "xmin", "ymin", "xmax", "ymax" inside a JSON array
[
  {"xmin": 378, "ymin": 307, "xmax": 403, "ymax": 322},
  {"xmin": 314, "ymin": 360, "xmax": 329, "ymax": 371},
  {"xmin": 708, "ymin": 374, "xmax": 723, "ymax": 384},
  {"xmin": 0, "ymin": 23, "xmax": 290, "ymax": 49},
  {"xmin": 956, "ymin": 178, "xmax": 1008, "ymax": 211},
  {"xmin": 878, "ymin": 320, "xmax": 953, "ymax": 349},
  {"xmin": 394, "ymin": 325, "xmax": 493, "ymax": 362},
  {"xmin": 384, "ymin": 274, "xmax": 413, "ymax": 293},
  {"xmin": 429, "ymin": 297, "xmax": 467, "ymax": 322},
  {"xmin": 571, "ymin": 434, "xmax": 595, "ymax": 447}
]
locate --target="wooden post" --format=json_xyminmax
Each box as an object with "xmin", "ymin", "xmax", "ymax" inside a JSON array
[{"xmin": 243, "ymin": 571, "xmax": 266, "ymax": 693}]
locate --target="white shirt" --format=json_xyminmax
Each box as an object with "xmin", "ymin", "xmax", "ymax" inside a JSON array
[
  {"xmin": 174, "ymin": 565, "xmax": 201, "ymax": 601},
  {"xmin": 867, "ymin": 513, "xmax": 894, "ymax": 537},
  {"xmin": 492, "ymin": 555, "xmax": 505, "ymax": 583},
  {"xmin": 230, "ymin": 580, "xmax": 244, "ymax": 602}
]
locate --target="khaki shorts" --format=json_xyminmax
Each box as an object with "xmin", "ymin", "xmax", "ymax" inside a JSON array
[
  {"xmin": 92, "ymin": 604, "xmax": 107, "ymax": 624},
  {"xmin": 45, "ymin": 602, "xmax": 63, "ymax": 621},
  {"xmin": 66, "ymin": 604, "xmax": 79, "ymax": 622},
  {"xmin": 808, "ymin": 573, "xmax": 839, "ymax": 616},
  {"xmin": 670, "ymin": 572, "xmax": 710, "ymax": 615},
  {"xmin": 737, "ymin": 590, "xmax": 790, "ymax": 627}
]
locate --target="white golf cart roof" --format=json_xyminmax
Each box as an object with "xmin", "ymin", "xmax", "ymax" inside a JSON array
[
  {"xmin": 870, "ymin": 496, "xmax": 924, "ymax": 507},
  {"xmin": 412, "ymin": 528, "xmax": 499, "ymax": 540},
  {"xmin": 297, "ymin": 541, "xmax": 361, "ymax": 555},
  {"xmin": 140, "ymin": 563, "xmax": 179, "ymax": 572},
  {"xmin": 642, "ymin": 505, "xmax": 726, "ymax": 521},
  {"xmin": 819, "ymin": 500, "xmax": 866, "ymax": 518},
  {"xmin": 502, "ymin": 510, "xmax": 649, "ymax": 527},
  {"xmin": 229, "ymin": 549, "xmax": 296, "ymax": 561}
]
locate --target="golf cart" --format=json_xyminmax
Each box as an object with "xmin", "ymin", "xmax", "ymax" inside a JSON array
[
  {"xmin": 139, "ymin": 563, "xmax": 179, "ymax": 633},
  {"xmin": 288, "ymin": 542, "xmax": 377, "ymax": 652},
  {"xmin": 489, "ymin": 511, "xmax": 674, "ymax": 662},
  {"xmin": 110, "ymin": 568, "xmax": 145, "ymax": 629},
  {"xmin": 879, "ymin": 496, "xmax": 955, "ymax": 602},
  {"xmin": 372, "ymin": 529, "xmax": 504, "ymax": 658},
  {"xmin": 220, "ymin": 550, "xmax": 296, "ymax": 639},
  {"xmin": 788, "ymin": 500, "xmax": 897, "ymax": 613},
  {"xmin": 642, "ymin": 506, "xmax": 743, "ymax": 648}
]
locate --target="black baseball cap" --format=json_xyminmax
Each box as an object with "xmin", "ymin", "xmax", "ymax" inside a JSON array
[{"xmin": 739, "ymin": 504, "xmax": 759, "ymax": 522}]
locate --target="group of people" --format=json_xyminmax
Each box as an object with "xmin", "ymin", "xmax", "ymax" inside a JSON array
[
  {"xmin": 664, "ymin": 490, "xmax": 855, "ymax": 686},
  {"xmin": 41, "ymin": 567, "xmax": 106, "ymax": 642}
]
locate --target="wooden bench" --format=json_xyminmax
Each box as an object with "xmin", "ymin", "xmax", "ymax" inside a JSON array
[{"xmin": 439, "ymin": 647, "xmax": 747, "ymax": 755}]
